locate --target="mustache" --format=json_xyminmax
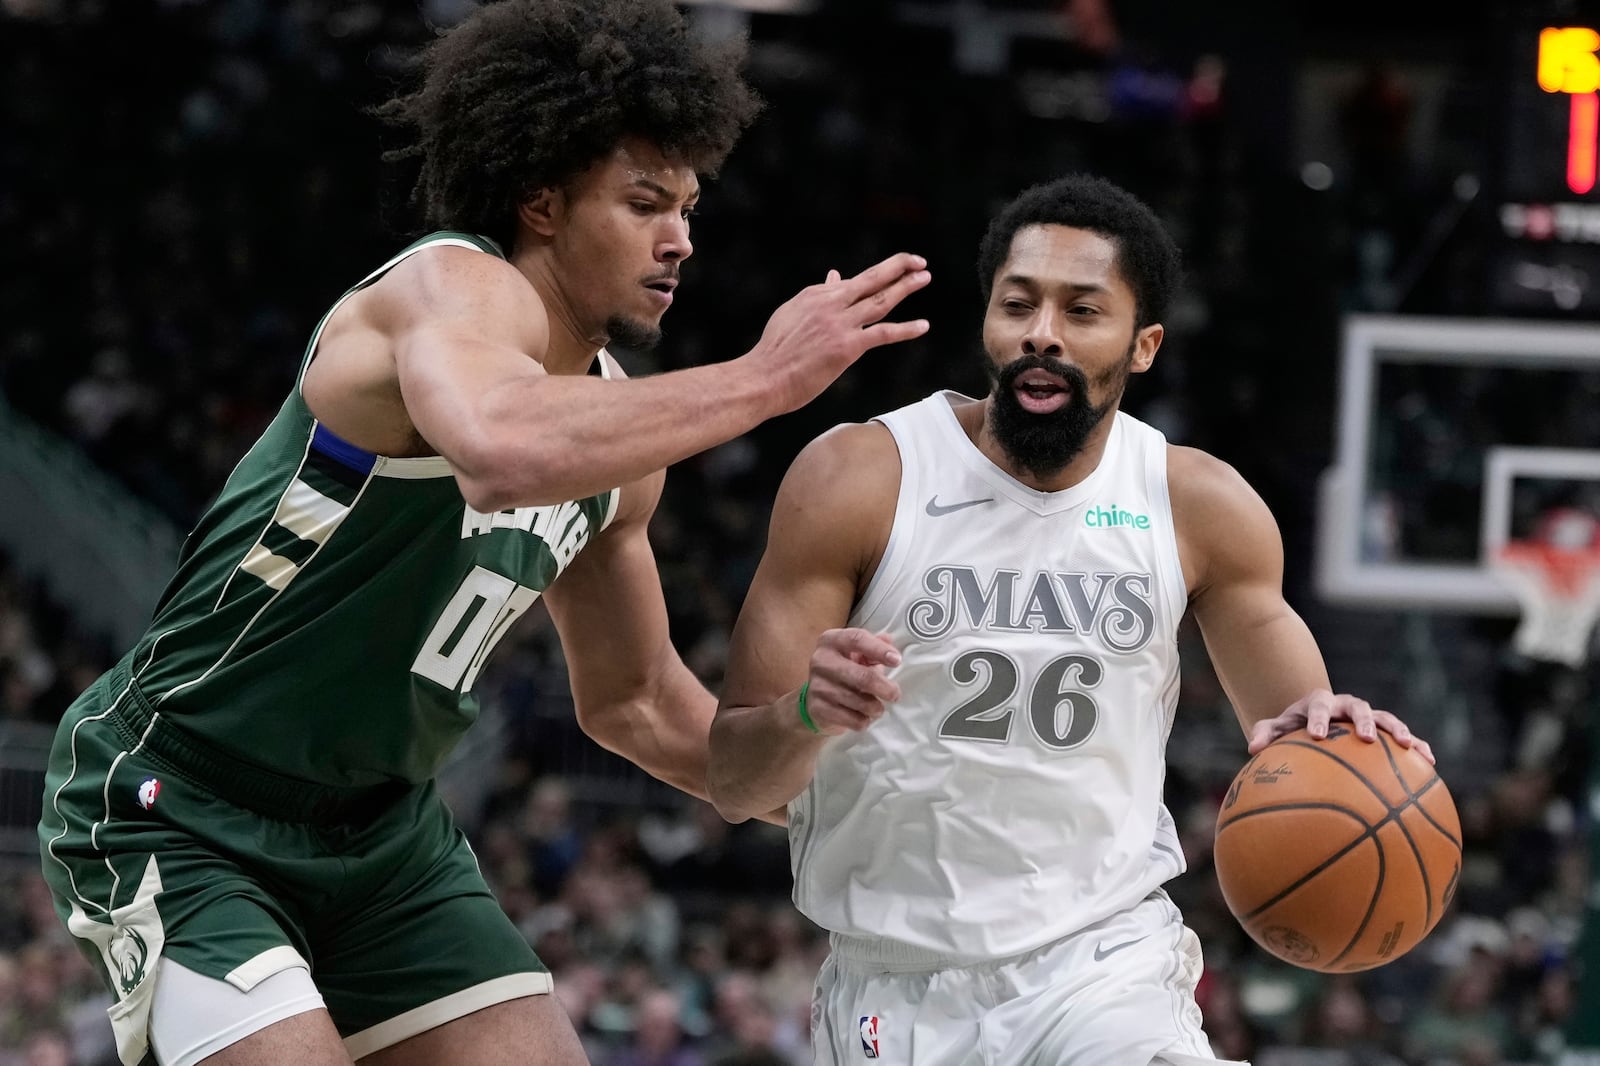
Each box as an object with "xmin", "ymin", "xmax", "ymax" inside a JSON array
[
  {"xmin": 993, "ymin": 354, "xmax": 1091, "ymax": 394},
  {"xmin": 643, "ymin": 267, "xmax": 680, "ymax": 285}
]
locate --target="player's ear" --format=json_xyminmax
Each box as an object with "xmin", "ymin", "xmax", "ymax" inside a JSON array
[
  {"xmin": 1131, "ymin": 322, "xmax": 1163, "ymax": 374},
  {"xmin": 517, "ymin": 187, "xmax": 562, "ymax": 239}
]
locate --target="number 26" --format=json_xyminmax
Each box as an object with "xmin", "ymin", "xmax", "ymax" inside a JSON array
[{"xmin": 938, "ymin": 650, "xmax": 1102, "ymax": 749}]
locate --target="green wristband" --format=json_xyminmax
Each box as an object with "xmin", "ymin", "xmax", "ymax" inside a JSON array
[{"xmin": 797, "ymin": 681, "xmax": 821, "ymax": 734}]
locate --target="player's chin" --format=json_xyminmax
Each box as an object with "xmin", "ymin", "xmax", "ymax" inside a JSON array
[{"xmin": 602, "ymin": 313, "xmax": 663, "ymax": 351}]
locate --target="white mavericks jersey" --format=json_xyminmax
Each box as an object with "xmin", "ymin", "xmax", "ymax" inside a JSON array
[{"xmin": 788, "ymin": 391, "xmax": 1191, "ymax": 962}]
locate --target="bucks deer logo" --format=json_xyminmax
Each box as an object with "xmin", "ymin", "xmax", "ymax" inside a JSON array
[{"xmin": 110, "ymin": 927, "xmax": 149, "ymax": 995}]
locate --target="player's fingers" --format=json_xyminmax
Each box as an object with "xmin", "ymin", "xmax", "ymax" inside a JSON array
[
  {"xmin": 858, "ymin": 319, "xmax": 931, "ymax": 350},
  {"xmin": 847, "ymin": 268, "xmax": 932, "ymax": 324},
  {"xmin": 809, "ymin": 683, "xmax": 883, "ymax": 727},
  {"xmin": 1412, "ymin": 737, "xmax": 1437, "ymax": 765},
  {"xmin": 823, "ymin": 628, "xmax": 901, "ymax": 668},
  {"xmin": 1246, "ymin": 719, "xmax": 1279, "ymax": 754},
  {"xmin": 1370, "ymin": 710, "xmax": 1413, "ymax": 746},
  {"xmin": 1305, "ymin": 691, "xmax": 1337, "ymax": 739},
  {"xmin": 842, "ymin": 661, "xmax": 900, "ymax": 703},
  {"xmin": 825, "ymin": 268, "xmax": 842, "ymax": 284},
  {"xmin": 836, "ymin": 253, "xmax": 928, "ymax": 301},
  {"xmin": 1338, "ymin": 696, "xmax": 1377, "ymax": 740},
  {"xmin": 811, "ymin": 649, "xmax": 900, "ymax": 703}
]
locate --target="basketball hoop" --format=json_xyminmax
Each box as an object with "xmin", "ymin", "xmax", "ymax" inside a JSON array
[{"xmin": 1491, "ymin": 509, "xmax": 1600, "ymax": 668}]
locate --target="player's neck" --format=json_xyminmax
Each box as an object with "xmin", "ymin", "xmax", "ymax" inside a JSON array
[
  {"xmin": 513, "ymin": 252, "xmax": 605, "ymax": 376},
  {"xmin": 541, "ymin": 321, "xmax": 605, "ymax": 376},
  {"xmin": 966, "ymin": 400, "xmax": 1117, "ymax": 493}
]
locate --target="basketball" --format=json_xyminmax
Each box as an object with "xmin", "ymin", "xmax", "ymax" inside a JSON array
[{"xmin": 1213, "ymin": 725, "xmax": 1462, "ymax": 973}]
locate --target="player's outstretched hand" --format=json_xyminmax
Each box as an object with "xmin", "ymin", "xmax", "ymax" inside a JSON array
[
  {"xmin": 752, "ymin": 254, "xmax": 931, "ymax": 414},
  {"xmin": 1246, "ymin": 688, "xmax": 1435, "ymax": 765},
  {"xmin": 801, "ymin": 628, "xmax": 902, "ymax": 735}
]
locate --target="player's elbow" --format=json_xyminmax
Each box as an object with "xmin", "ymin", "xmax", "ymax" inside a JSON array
[
  {"xmin": 705, "ymin": 720, "xmax": 757, "ymax": 824},
  {"xmin": 705, "ymin": 782, "xmax": 756, "ymax": 825},
  {"xmin": 573, "ymin": 696, "xmax": 632, "ymax": 756},
  {"xmin": 456, "ymin": 473, "xmax": 517, "ymax": 514}
]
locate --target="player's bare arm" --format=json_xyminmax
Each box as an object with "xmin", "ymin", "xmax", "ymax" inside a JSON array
[
  {"xmin": 1171, "ymin": 446, "xmax": 1434, "ymax": 762},
  {"xmin": 708, "ymin": 423, "xmax": 901, "ymax": 824},
  {"xmin": 305, "ymin": 243, "xmax": 930, "ymax": 510},
  {"xmin": 530, "ymin": 358, "xmax": 772, "ymax": 826}
]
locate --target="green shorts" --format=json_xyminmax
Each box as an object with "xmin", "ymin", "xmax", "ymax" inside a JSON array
[{"xmin": 38, "ymin": 658, "xmax": 549, "ymax": 1065}]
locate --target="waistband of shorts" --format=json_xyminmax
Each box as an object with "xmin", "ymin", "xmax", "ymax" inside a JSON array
[
  {"xmin": 827, "ymin": 932, "xmax": 990, "ymax": 973},
  {"xmin": 106, "ymin": 657, "xmax": 410, "ymax": 825}
]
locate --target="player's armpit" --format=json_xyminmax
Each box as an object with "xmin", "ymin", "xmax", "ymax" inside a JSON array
[{"xmin": 708, "ymin": 424, "xmax": 899, "ymax": 823}]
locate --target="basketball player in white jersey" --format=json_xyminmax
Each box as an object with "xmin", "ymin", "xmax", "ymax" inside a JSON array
[{"xmin": 706, "ymin": 176, "xmax": 1434, "ymax": 1066}]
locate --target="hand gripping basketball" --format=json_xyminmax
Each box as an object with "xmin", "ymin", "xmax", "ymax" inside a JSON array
[
  {"xmin": 800, "ymin": 629, "xmax": 902, "ymax": 735},
  {"xmin": 1247, "ymin": 689, "xmax": 1435, "ymax": 766},
  {"xmin": 1215, "ymin": 725, "xmax": 1461, "ymax": 973}
]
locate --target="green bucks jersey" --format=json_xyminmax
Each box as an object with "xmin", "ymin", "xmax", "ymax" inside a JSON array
[{"xmin": 126, "ymin": 233, "xmax": 617, "ymax": 787}]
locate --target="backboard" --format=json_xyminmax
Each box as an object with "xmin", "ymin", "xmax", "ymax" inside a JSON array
[{"xmin": 1316, "ymin": 315, "xmax": 1600, "ymax": 612}]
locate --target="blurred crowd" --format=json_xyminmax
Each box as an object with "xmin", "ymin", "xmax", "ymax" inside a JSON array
[{"xmin": 1, "ymin": 0, "xmax": 1597, "ymax": 1064}]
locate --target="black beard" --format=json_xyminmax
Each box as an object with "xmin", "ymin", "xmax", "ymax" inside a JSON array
[
  {"xmin": 604, "ymin": 315, "xmax": 663, "ymax": 350},
  {"xmin": 983, "ymin": 350, "xmax": 1127, "ymax": 480}
]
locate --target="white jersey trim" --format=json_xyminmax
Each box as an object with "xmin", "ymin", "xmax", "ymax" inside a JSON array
[
  {"xmin": 342, "ymin": 972, "xmax": 553, "ymax": 1059},
  {"xmin": 294, "ymin": 236, "xmax": 487, "ymax": 389},
  {"xmin": 849, "ymin": 421, "xmax": 911, "ymax": 629}
]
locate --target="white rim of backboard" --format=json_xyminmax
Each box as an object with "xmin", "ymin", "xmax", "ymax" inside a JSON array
[
  {"xmin": 1317, "ymin": 314, "xmax": 1600, "ymax": 613},
  {"xmin": 1481, "ymin": 446, "xmax": 1600, "ymax": 561}
]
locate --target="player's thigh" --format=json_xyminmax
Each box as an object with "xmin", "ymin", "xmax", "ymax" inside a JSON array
[
  {"xmin": 982, "ymin": 897, "xmax": 1241, "ymax": 1066},
  {"xmin": 316, "ymin": 797, "xmax": 556, "ymax": 1059},
  {"xmin": 107, "ymin": 865, "xmax": 325, "ymax": 1066},
  {"xmin": 356, "ymin": 995, "xmax": 587, "ymax": 1066},
  {"xmin": 151, "ymin": 958, "xmax": 334, "ymax": 1066},
  {"xmin": 196, "ymin": 1011, "xmax": 350, "ymax": 1066}
]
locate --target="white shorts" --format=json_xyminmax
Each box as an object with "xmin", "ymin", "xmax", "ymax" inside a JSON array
[
  {"xmin": 147, "ymin": 953, "xmax": 549, "ymax": 1065},
  {"xmin": 150, "ymin": 956, "xmax": 326, "ymax": 1066},
  {"xmin": 810, "ymin": 893, "xmax": 1247, "ymax": 1066}
]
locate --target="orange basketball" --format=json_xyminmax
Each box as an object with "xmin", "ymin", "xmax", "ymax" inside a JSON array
[{"xmin": 1213, "ymin": 725, "xmax": 1462, "ymax": 973}]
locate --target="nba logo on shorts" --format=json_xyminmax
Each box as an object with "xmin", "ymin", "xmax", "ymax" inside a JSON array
[
  {"xmin": 136, "ymin": 777, "xmax": 161, "ymax": 810},
  {"xmin": 858, "ymin": 1015, "xmax": 880, "ymax": 1059}
]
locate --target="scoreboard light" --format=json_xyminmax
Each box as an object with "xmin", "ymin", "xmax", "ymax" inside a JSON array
[{"xmin": 1539, "ymin": 27, "xmax": 1600, "ymax": 194}]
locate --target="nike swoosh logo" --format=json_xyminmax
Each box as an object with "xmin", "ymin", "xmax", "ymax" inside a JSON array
[
  {"xmin": 925, "ymin": 496, "xmax": 995, "ymax": 517},
  {"xmin": 1093, "ymin": 934, "xmax": 1150, "ymax": 962}
]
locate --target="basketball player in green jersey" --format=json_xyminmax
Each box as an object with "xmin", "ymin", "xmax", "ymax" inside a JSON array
[{"xmin": 36, "ymin": 3, "xmax": 930, "ymax": 1065}]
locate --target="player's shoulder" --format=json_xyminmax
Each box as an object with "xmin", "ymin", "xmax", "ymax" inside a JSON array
[
  {"xmin": 1168, "ymin": 445, "xmax": 1269, "ymax": 512},
  {"xmin": 362, "ymin": 238, "xmax": 544, "ymax": 334},
  {"xmin": 767, "ymin": 422, "xmax": 899, "ymax": 579},
  {"xmin": 782, "ymin": 420, "xmax": 901, "ymax": 502},
  {"xmin": 1166, "ymin": 445, "xmax": 1281, "ymax": 571},
  {"xmin": 383, "ymin": 238, "xmax": 531, "ymax": 298}
]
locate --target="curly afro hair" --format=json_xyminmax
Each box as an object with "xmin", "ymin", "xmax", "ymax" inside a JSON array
[
  {"xmin": 976, "ymin": 176, "xmax": 1181, "ymax": 329},
  {"xmin": 380, "ymin": 0, "xmax": 762, "ymax": 249}
]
